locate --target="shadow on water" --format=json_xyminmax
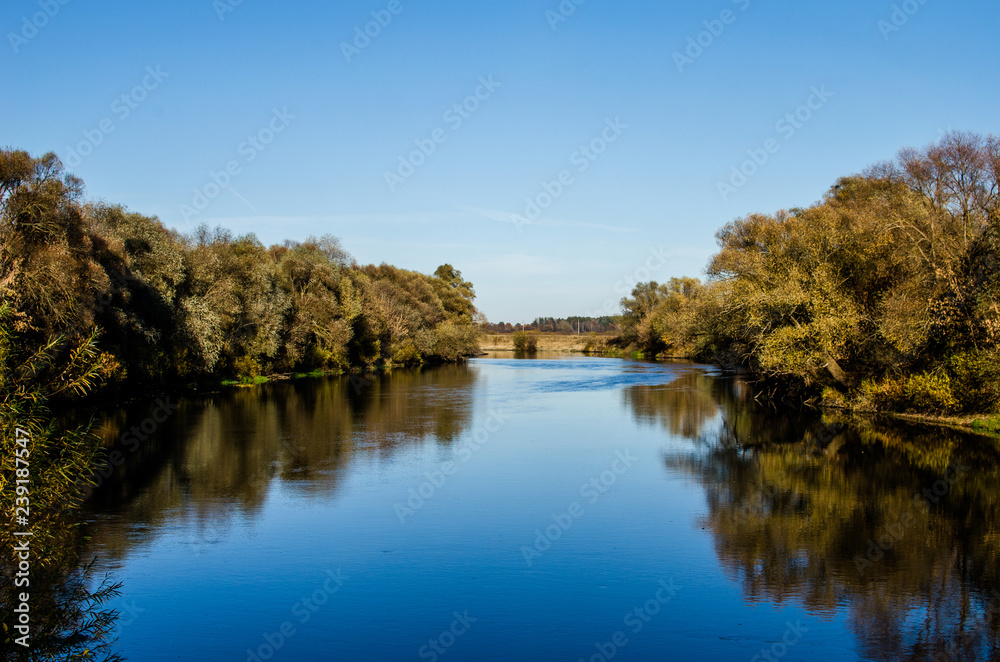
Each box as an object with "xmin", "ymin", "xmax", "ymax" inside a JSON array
[
  {"xmin": 3, "ymin": 366, "xmax": 476, "ymax": 660},
  {"xmin": 80, "ymin": 366, "xmax": 477, "ymax": 563},
  {"xmin": 21, "ymin": 360, "xmax": 1000, "ymax": 660},
  {"xmin": 646, "ymin": 373, "xmax": 1000, "ymax": 661}
]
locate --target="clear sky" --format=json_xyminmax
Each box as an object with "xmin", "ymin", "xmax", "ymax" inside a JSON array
[{"xmin": 3, "ymin": 0, "xmax": 998, "ymax": 322}]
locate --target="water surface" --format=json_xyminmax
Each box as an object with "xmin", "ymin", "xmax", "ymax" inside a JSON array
[{"xmin": 81, "ymin": 354, "xmax": 1000, "ymax": 660}]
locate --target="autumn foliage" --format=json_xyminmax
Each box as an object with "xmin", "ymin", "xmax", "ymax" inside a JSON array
[
  {"xmin": 0, "ymin": 148, "xmax": 480, "ymax": 395},
  {"xmin": 615, "ymin": 132, "xmax": 1000, "ymax": 414}
]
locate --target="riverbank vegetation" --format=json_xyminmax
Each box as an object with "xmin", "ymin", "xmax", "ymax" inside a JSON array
[
  {"xmin": 0, "ymin": 306, "xmax": 125, "ymax": 659},
  {"xmin": 0, "ymin": 147, "xmax": 479, "ymax": 656},
  {"xmin": 612, "ymin": 132, "xmax": 1000, "ymax": 416},
  {"xmin": 0, "ymin": 148, "xmax": 480, "ymax": 400}
]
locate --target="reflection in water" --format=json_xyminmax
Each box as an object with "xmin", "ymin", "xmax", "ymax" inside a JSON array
[
  {"xmin": 1, "ymin": 549, "xmax": 124, "ymax": 661},
  {"xmin": 622, "ymin": 368, "xmax": 720, "ymax": 439},
  {"xmin": 651, "ymin": 375, "xmax": 1000, "ymax": 661},
  {"xmin": 42, "ymin": 359, "xmax": 1000, "ymax": 660},
  {"xmin": 83, "ymin": 366, "xmax": 476, "ymax": 564}
]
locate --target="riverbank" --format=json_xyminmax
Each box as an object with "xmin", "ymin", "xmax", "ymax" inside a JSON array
[
  {"xmin": 881, "ymin": 411, "xmax": 1000, "ymax": 436},
  {"xmin": 478, "ymin": 333, "xmax": 616, "ymax": 353},
  {"xmin": 564, "ymin": 342, "xmax": 1000, "ymax": 437}
]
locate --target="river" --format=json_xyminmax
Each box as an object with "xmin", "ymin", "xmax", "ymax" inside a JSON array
[{"xmin": 77, "ymin": 353, "xmax": 1000, "ymax": 661}]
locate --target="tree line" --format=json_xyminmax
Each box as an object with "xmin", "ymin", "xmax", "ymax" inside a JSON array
[
  {"xmin": 613, "ymin": 132, "xmax": 1000, "ymax": 415},
  {"xmin": 0, "ymin": 148, "xmax": 480, "ymax": 395},
  {"xmin": 0, "ymin": 147, "xmax": 481, "ymax": 657},
  {"xmin": 481, "ymin": 316, "xmax": 618, "ymax": 334}
]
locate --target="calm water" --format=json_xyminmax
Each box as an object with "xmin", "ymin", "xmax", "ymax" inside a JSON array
[{"xmin": 79, "ymin": 354, "xmax": 1000, "ymax": 661}]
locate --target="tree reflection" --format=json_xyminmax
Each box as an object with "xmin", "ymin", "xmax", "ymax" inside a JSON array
[
  {"xmin": 622, "ymin": 369, "xmax": 720, "ymax": 439},
  {"xmin": 2, "ymin": 539, "xmax": 124, "ymax": 662},
  {"xmin": 81, "ymin": 366, "xmax": 476, "ymax": 562},
  {"xmin": 651, "ymin": 374, "xmax": 1000, "ymax": 661}
]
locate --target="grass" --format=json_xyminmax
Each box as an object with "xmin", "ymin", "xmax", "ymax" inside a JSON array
[
  {"xmin": 972, "ymin": 414, "xmax": 1000, "ymax": 433},
  {"xmin": 291, "ymin": 369, "xmax": 329, "ymax": 379},
  {"xmin": 878, "ymin": 411, "xmax": 1000, "ymax": 438},
  {"xmin": 221, "ymin": 375, "xmax": 271, "ymax": 387},
  {"xmin": 220, "ymin": 369, "xmax": 339, "ymax": 388}
]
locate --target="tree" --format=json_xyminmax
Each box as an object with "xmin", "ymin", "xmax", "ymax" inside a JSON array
[
  {"xmin": 613, "ymin": 132, "xmax": 1000, "ymax": 412},
  {"xmin": 0, "ymin": 304, "xmax": 124, "ymax": 659},
  {"xmin": 276, "ymin": 239, "xmax": 354, "ymax": 370},
  {"xmin": 431, "ymin": 264, "xmax": 476, "ymax": 322}
]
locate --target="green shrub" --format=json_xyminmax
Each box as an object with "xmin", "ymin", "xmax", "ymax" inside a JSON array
[
  {"xmin": 821, "ymin": 386, "xmax": 850, "ymax": 409},
  {"xmin": 904, "ymin": 371, "xmax": 959, "ymax": 413},
  {"xmin": 233, "ymin": 354, "xmax": 262, "ymax": 382},
  {"xmin": 431, "ymin": 322, "xmax": 479, "ymax": 361},
  {"xmin": 972, "ymin": 415, "xmax": 1000, "ymax": 433},
  {"xmin": 856, "ymin": 371, "xmax": 961, "ymax": 414},
  {"xmin": 948, "ymin": 350, "xmax": 1000, "ymax": 413},
  {"xmin": 856, "ymin": 377, "xmax": 908, "ymax": 412},
  {"xmin": 512, "ymin": 331, "xmax": 538, "ymax": 352},
  {"xmin": 391, "ymin": 339, "xmax": 423, "ymax": 366}
]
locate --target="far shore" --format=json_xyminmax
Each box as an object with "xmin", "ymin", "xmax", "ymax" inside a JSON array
[
  {"xmin": 476, "ymin": 336, "xmax": 1000, "ymax": 438},
  {"xmin": 478, "ymin": 333, "xmax": 611, "ymax": 353}
]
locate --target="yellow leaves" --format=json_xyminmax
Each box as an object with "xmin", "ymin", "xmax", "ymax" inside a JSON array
[
  {"xmin": 904, "ymin": 371, "xmax": 959, "ymax": 413},
  {"xmin": 696, "ymin": 162, "xmax": 992, "ymax": 394},
  {"xmin": 338, "ymin": 276, "xmax": 363, "ymax": 322},
  {"xmin": 95, "ymin": 351, "xmax": 125, "ymax": 383},
  {"xmin": 758, "ymin": 324, "xmax": 821, "ymax": 382},
  {"xmin": 857, "ymin": 370, "xmax": 969, "ymax": 415},
  {"xmin": 878, "ymin": 287, "xmax": 931, "ymax": 356}
]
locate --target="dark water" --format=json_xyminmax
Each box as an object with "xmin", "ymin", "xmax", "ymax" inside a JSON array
[{"xmin": 78, "ymin": 354, "xmax": 1000, "ymax": 661}]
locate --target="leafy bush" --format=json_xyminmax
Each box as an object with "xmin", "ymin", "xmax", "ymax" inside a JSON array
[
  {"xmin": 431, "ymin": 322, "xmax": 479, "ymax": 362},
  {"xmin": 583, "ymin": 335, "xmax": 609, "ymax": 354},
  {"xmin": 233, "ymin": 354, "xmax": 262, "ymax": 381},
  {"xmin": 391, "ymin": 339, "xmax": 423, "ymax": 366},
  {"xmin": 512, "ymin": 330, "xmax": 538, "ymax": 352},
  {"xmin": 0, "ymin": 306, "xmax": 125, "ymax": 658},
  {"xmin": 609, "ymin": 132, "xmax": 1000, "ymax": 415},
  {"xmin": 856, "ymin": 377, "xmax": 908, "ymax": 412},
  {"xmin": 857, "ymin": 372, "xmax": 960, "ymax": 414},
  {"xmin": 904, "ymin": 371, "xmax": 959, "ymax": 413},
  {"xmin": 0, "ymin": 148, "xmax": 482, "ymax": 390},
  {"xmin": 948, "ymin": 350, "xmax": 1000, "ymax": 413},
  {"xmin": 973, "ymin": 415, "xmax": 1000, "ymax": 433}
]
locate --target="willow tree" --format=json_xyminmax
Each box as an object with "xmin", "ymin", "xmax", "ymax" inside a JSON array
[
  {"xmin": 615, "ymin": 132, "xmax": 1000, "ymax": 413},
  {"xmin": 0, "ymin": 305, "xmax": 123, "ymax": 660}
]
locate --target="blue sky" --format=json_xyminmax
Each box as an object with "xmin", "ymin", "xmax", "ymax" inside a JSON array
[{"xmin": 3, "ymin": 0, "xmax": 998, "ymax": 322}]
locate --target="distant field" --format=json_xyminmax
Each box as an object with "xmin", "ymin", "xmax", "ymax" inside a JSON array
[{"xmin": 478, "ymin": 333, "xmax": 613, "ymax": 352}]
